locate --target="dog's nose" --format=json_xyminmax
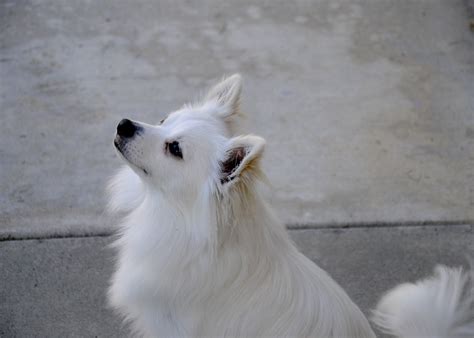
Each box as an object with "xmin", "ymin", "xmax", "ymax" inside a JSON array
[{"xmin": 117, "ymin": 119, "xmax": 137, "ymax": 138}]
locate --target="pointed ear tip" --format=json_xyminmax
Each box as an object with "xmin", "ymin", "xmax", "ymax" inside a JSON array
[
  {"xmin": 205, "ymin": 74, "xmax": 243, "ymax": 101},
  {"xmin": 237, "ymin": 135, "xmax": 266, "ymax": 150},
  {"xmin": 253, "ymin": 136, "xmax": 266, "ymax": 147},
  {"xmin": 226, "ymin": 73, "xmax": 242, "ymax": 85}
]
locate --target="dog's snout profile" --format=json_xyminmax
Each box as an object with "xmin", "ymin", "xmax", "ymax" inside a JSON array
[{"xmin": 117, "ymin": 119, "xmax": 137, "ymax": 138}]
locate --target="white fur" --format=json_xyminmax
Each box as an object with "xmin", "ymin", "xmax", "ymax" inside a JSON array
[
  {"xmin": 107, "ymin": 74, "xmax": 472, "ymax": 337},
  {"xmin": 107, "ymin": 165, "xmax": 145, "ymax": 213},
  {"xmin": 373, "ymin": 265, "xmax": 474, "ymax": 338}
]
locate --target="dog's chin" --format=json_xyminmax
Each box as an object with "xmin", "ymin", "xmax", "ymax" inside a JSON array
[{"xmin": 114, "ymin": 138, "xmax": 149, "ymax": 176}]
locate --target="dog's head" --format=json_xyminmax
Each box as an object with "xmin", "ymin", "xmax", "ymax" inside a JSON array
[{"xmin": 113, "ymin": 74, "xmax": 265, "ymax": 204}]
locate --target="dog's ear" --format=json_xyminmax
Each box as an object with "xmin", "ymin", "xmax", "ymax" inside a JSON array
[
  {"xmin": 205, "ymin": 74, "xmax": 242, "ymax": 120},
  {"xmin": 220, "ymin": 135, "xmax": 265, "ymax": 186}
]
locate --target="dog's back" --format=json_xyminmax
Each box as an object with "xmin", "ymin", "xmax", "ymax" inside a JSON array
[{"xmin": 191, "ymin": 198, "xmax": 376, "ymax": 337}]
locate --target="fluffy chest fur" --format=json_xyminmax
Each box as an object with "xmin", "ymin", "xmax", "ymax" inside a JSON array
[{"xmin": 108, "ymin": 188, "xmax": 374, "ymax": 338}]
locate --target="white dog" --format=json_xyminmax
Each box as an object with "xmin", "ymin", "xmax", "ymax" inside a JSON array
[{"xmin": 107, "ymin": 74, "xmax": 473, "ymax": 337}]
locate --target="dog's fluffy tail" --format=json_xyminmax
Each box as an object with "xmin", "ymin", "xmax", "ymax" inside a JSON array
[{"xmin": 372, "ymin": 265, "xmax": 474, "ymax": 338}]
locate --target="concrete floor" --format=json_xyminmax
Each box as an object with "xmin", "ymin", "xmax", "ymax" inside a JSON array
[
  {"xmin": 1, "ymin": 0, "xmax": 473, "ymax": 336},
  {"xmin": 1, "ymin": 225, "xmax": 472, "ymax": 337}
]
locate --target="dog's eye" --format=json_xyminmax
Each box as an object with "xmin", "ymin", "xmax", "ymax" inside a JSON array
[{"xmin": 168, "ymin": 141, "xmax": 183, "ymax": 159}]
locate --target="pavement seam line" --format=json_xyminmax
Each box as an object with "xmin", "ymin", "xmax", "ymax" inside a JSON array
[
  {"xmin": 0, "ymin": 220, "xmax": 472, "ymax": 242},
  {"xmin": 289, "ymin": 219, "xmax": 474, "ymax": 230}
]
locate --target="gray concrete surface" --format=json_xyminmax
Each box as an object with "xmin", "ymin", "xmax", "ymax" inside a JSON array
[
  {"xmin": 1, "ymin": 0, "xmax": 473, "ymax": 238},
  {"xmin": 1, "ymin": 225, "xmax": 472, "ymax": 337}
]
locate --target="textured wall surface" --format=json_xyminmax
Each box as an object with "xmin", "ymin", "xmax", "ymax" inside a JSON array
[{"xmin": 1, "ymin": 0, "xmax": 473, "ymax": 237}]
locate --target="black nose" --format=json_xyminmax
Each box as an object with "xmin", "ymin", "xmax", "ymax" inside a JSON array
[{"xmin": 117, "ymin": 119, "xmax": 137, "ymax": 138}]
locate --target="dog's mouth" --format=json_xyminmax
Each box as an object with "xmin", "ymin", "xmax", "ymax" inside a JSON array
[
  {"xmin": 114, "ymin": 134, "xmax": 124, "ymax": 151},
  {"xmin": 114, "ymin": 135, "xmax": 128, "ymax": 157},
  {"xmin": 114, "ymin": 135, "xmax": 149, "ymax": 175}
]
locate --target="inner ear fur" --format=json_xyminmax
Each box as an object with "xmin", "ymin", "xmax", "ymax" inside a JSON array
[{"xmin": 220, "ymin": 135, "xmax": 265, "ymax": 185}]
